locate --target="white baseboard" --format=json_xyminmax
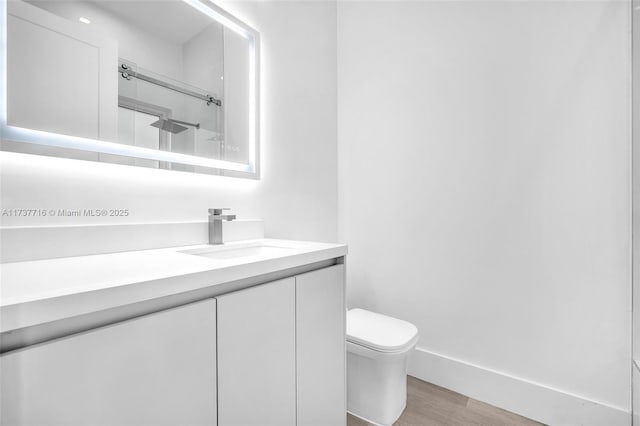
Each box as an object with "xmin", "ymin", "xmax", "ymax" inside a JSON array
[{"xmin": 408, "ymin": 346, "xmax": 630, "ymax": 426}]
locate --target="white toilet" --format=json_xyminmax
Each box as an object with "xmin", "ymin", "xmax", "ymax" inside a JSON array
[{"xmin": 346, "ymin": 308, "xmax": 419, "ymax": 426}]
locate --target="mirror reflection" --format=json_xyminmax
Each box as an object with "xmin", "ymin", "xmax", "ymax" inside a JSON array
[{"xmin": 6, "ymin": 0, "xmax": 254, "ymax": 173}]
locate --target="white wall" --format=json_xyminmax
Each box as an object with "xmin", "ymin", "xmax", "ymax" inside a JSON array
[
  {"xmin": 338, "ymin": 1, "xmax": 631, "ymax": 424},
  {"xmin": 633, "ymin": 0, "xmax": 640, "ymax": 420},
  {"xmin": 1, "ymin": 1, "xmax": 338, "ymax": 244},
  {"xmin": 633, "ymin": 0, "xmax": 640, "ymax": 361}
]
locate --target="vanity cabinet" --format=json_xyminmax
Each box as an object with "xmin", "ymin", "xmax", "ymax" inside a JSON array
[
  {"xmin": 217, "ymin": 277, "xmax": 297, "ymax": 426},
  {"xmin": 0, "ymin": 298, "xmax": 217, "ymax": 426},
  {"xmin": 296, "ymin": 265, "xmax": 346, "ymax": 426},
  {"xmin": 217, "ymin": 265, "xmax": 346, "ymax": 426},
  {"xmin": 1, "ymin": 263, "xmax": 346, "ymax": 426}
]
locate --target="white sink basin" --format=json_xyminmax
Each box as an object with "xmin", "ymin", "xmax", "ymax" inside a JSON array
[{"xmin": 179, "ymin": 244, "xmax": 295, "ymax": 261}]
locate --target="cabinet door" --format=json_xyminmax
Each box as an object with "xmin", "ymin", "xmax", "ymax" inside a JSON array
[
  {"xmin": 1, "ymin": 299, "xmax": 217, "ymax": 426},
  {"xmin": 217, "ymin": 278, "xmax": 296, "ymax": 426},
  {"xmin": 296, "ymin": 265, "xmax": 346, "ymax": 426}
]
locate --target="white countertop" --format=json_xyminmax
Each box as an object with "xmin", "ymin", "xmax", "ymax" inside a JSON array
[{"xmin": 0, "ymin": 239, "xmax": 347, "ymax": 333}]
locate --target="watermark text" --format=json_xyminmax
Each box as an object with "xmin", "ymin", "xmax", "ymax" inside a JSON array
[{"xmin": 1, "ymin": 208, "xmax": 130, "ymax": 218}]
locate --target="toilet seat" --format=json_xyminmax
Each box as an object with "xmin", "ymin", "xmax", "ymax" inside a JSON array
[{"xmin": 347, "ymin": 309, "xmax": 419, "ymax": 353}]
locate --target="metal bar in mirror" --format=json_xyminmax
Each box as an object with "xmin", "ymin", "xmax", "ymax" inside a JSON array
[{"xmin": 119, "ymin": 62, "xmax": 222, "ymax": 107}]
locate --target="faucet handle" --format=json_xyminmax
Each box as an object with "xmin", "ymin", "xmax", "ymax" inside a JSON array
[{"xmin": 208, "ymin": 208, "xmax": 230, "ymax": 215}]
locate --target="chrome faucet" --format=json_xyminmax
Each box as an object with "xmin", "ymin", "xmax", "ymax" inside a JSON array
[{"xmin": 209, "ymin": 208, "xmax": 236, "ymax": 245}]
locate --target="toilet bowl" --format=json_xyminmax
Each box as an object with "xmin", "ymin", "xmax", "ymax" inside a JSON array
[{"xmin": 346, "ymin": 309, "xmax": 419, "ymax": 426}]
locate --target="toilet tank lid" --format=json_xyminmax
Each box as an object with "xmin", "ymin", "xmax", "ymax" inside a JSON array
[{"xmin": 347, "ymin": 309, "xmax": 418, "ymax": 353}]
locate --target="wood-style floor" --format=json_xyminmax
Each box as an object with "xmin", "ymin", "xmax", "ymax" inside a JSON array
[{"xmin": 347, "ymin": 376, "xmax": 544, "ymax": 426}]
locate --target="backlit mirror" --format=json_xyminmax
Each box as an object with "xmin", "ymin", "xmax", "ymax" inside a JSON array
[{"xmin": 1, "ymin": 0, "xmax": 260, "ymax": 178}]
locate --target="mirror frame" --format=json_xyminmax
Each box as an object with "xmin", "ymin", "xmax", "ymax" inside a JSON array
[{"xmin": 0, "ymin": 0, "xmax": 260, "ymax": 179}]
